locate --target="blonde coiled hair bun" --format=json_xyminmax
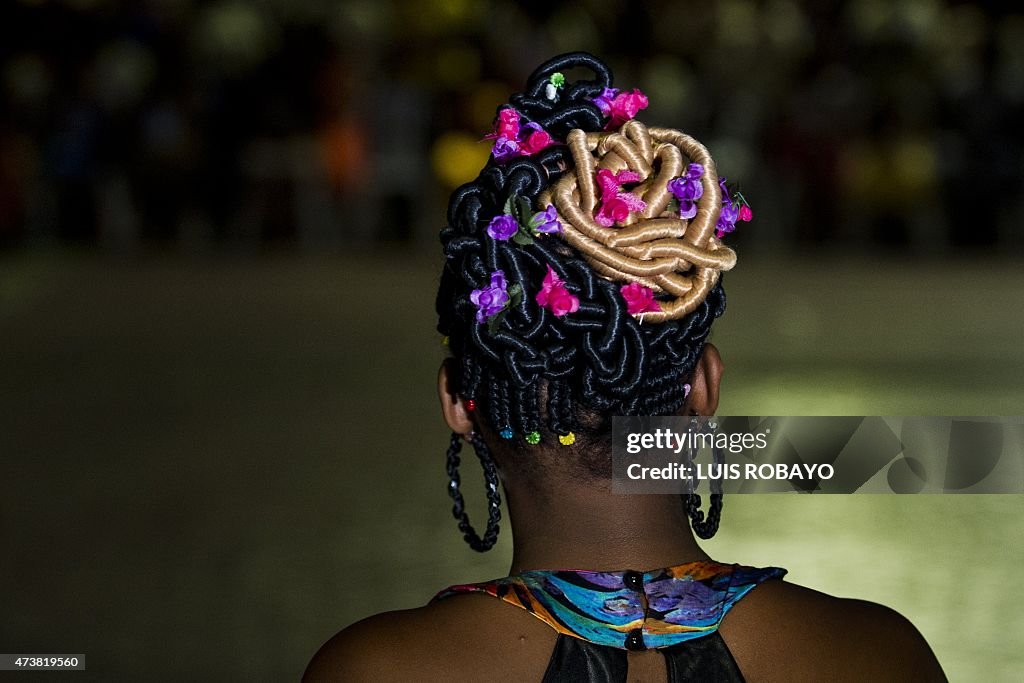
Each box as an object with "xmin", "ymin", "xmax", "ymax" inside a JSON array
[{"xmin": 539, "ymin": 119, "xmax": 737, "ymax": 323}]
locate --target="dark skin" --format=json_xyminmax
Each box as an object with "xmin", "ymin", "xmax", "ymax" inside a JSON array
[{"xmin": 304, "ymin": 345, "xmax": 947, "ymax": 682}]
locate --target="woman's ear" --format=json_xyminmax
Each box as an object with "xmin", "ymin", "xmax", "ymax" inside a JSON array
[
  {"xmin": 438, "ymin": 358, "xmax": 474, "ymax": 436},
  {"xmin": 681, "ymin": 343, "xmax": 723, "ymax": 416}
]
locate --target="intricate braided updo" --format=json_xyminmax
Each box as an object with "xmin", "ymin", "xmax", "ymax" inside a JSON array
[{"xmin": 436, "ymin": 52, "xmax": 734, "ymax": 466}]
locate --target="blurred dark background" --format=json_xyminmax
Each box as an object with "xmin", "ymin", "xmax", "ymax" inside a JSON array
[
  {"xmin": 2, "ymin": 0, "xmax": 1023, "ymax": 251},
  {"xmin": 1, "ymin": 0, "xmax": 1023, "ymax": 681}
]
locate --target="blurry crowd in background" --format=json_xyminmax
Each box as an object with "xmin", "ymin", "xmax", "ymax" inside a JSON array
[{"xmin": 1, "ymin": 0, "xmax": 1022, "ymax": 252}]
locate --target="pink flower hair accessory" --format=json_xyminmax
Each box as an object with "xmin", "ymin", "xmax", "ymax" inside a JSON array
[
  {"xmin": 620, "ymin": 282, "xmax": 661, "ymax": 315},
  {"xmin": 485, "ymin": 108, "xmax": 555, "ymax": 162},
  {"xmin": 535, "ymin": 265, "xmax": 580, "ymax": 317},
  {"xmin": 521, "ymin": 125, "xmax": 553, "ymax": 155},
  {"xmin": 495, "ymin": 108, "xmax": 520, "ymax": 139},
  {"xmin": 594, "ymin": 168, "xmax": 647, "ymax": 227},
  {"xmin": 592, "ymin": 87, "xmax": 649, "ymax": 130}
]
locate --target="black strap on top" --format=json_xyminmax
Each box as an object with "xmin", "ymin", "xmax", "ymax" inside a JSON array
[{"xmin": 541, "ymin": 632, "xmax": 745, "ymax": 683}]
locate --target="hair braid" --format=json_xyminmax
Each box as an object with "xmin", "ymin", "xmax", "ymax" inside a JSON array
[{"xmin": 437, "ymin": 52, "xmax": 731, "ymax": 460}]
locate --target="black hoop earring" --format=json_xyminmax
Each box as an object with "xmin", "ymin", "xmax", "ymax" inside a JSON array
[
  {"xmin": 445, "ymin": 431, "xmax": 502, "ymax": 552},
  {"xmin": 685, "ymin": 492, "xmax": 723, "ymax": 540},
  {"xmin": 683, "ymin": 415, "xmax": 724, "ymax": 539}
]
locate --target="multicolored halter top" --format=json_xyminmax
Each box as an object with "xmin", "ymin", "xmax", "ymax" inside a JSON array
[{"xmin": 433, "ymin": 560, "xmax": 786, "ymax": 682}]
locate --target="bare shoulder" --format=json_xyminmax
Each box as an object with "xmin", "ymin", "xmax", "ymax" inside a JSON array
[
  {"xmin": 302, "ymin": 594, "xmax": 555, "ymax": 683},
  {"xmin": 719, "ymin": 578, "xmax": 947, "ymax": 682}
]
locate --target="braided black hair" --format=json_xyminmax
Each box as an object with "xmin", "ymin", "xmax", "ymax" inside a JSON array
[{"xmin": 436, "ymin": 53, "xmax": 726, "ymax": 470}]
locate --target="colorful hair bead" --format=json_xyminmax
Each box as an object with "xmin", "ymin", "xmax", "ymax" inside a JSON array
[
  {"xmin": 466, "ymin": 399, "xmax": 476, "ymax": 412},
  {"xmin": 441, "ymin": 335, "xmax": 449, "ymax": 345},
  {"xmin": 499, "ymin": 427, "xmax": 514, "ymax": 440},
  {"xmin": 525, "ymin": 431, "xmax": 541, "ymax": 445},
  {"xmin": 558, "ymin": 432, "xmax": 576, "ymax": 446},
  {"xmin": 545, "ymin": 72, "xmax": 565, "ymax": 101}
]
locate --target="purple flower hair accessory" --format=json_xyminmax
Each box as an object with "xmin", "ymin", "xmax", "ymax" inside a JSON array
[
  {"xmin": 667, "ymin": 163, "xmax": 705, "ymax": 220},
  {"xmin": 487, "ymin": 214, "xmax": 519, "ymax": 241},
  {"xmin": 491, "ymin": 136, "xmax": 519, "ymax": 161},
  {"xmin": 470, "ymin": 270, "xmax": 510, "ymax": 324},
  {"xmin": 716, "ymin": 200, "xmax": 740, "ymax": 238},
  {"xmin": 485, "ymin": 109, "xmax": 553, "ymax": 161},
  {"xmin": 592, "ymin": 87, "xmax": 619, "ymax": 115},
  {"xmin": 529, "ymin": 205, "xmax": 563, "ymax": 234},
  {"xmin": 592, "ymin": 87, "xmax": 649, "ymax": 129},
  {"xmin": 715, "ymin": 176, "xmax": 752, "ymax": 239}
]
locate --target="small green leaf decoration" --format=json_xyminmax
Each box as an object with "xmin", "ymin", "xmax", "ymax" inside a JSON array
[
  {"xmin": 498, "ymin": 195, "xmax": 541, "ymax": 245},
  {"xmin": 550, "ymin": 72, "xmax": 565, "ymax": 88},
  {"xmin": 487, "ymin": 313, "xmax": 502, "ymax": 335},
  {"xmin": 515, "ymin": 196, "xmax": 533, "ymax": 224},
  {"xmin": 512, "ymin": 231, "xmax": 535, "ymax": 246},
  {"xmin": 507, "ymin": 283, "xmax": 523, "ymax": 306}
]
